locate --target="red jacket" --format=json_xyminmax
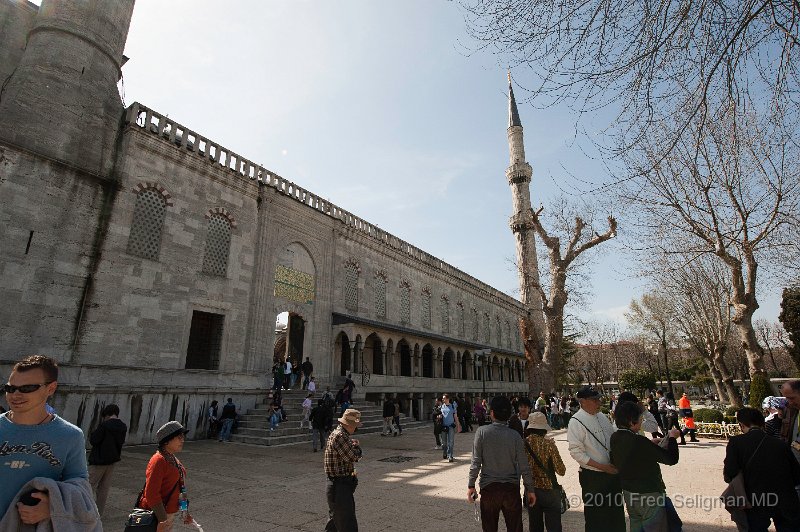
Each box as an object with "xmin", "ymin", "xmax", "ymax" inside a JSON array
[{"xmin": 141, "ymin": 452, "xmax": 184, "ymax": 513}]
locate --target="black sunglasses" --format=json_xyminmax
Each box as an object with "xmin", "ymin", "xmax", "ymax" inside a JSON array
[{"xmin": 3, "ymin": 382, "xmax": 52, "ymax": 394}]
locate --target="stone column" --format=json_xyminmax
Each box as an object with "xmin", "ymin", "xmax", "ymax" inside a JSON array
[
  {"xmin": 381, "ymin": 347, "xmax": 387, "ymax": 376},
  {"xmin": 416, "ymin": 393, "xmax": 425, "ymax": 421}
]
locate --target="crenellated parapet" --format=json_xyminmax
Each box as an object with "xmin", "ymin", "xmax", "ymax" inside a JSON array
[{"xmin": 124, "ymin": 102, "xmax": 522, "ymax": 309}]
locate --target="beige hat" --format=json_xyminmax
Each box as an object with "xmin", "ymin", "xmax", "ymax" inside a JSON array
[
  {"xmin": 338, "ymin": 408, "xmax": 363, "ymax": 427},
  {"xmin": 528, "ymin": 411, "xmax": 551, "ymax": 432},
  {"xmin": 156, "ymin": 420, "xmax": 189, "ymax": 445}
]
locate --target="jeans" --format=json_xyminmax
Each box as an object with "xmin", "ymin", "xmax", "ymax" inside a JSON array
[
  {"xmin": 529, "ymin": 487, "xmax": 562, "ymax": 532},
  {"xmin": 382, "ymin": 418, "xmax": 396, "ymax": 435},
  {"xmin": 303, "ymin": 375, "xmax": 311, "ymax": 389},
  {"xmin": 623, "ymin": 490, "xmax": 667, "ymax": 532},
  {"xmin": 219, "ymin": 418, "xmax": 234, "ymax": 441},
  {"xmin": 434, "ymin": 423, "xmax": 442, "ymax": 446},
  {"xmin": 88, "ymin": 463, "xmax": 115, "ymax": 516},
  {"xmin": 270, "ymin": 412, "xmax": 281, "ymax": 430},
  {"xmin": 284, "ymin": 373, "xmax": 291, "ymax": 388},
  {"xmin": 312, "ymin": 428, "xmax": 328, "ymax": 450},
  {"xmin": 393, "ymin": 415, "xmax": 402, "ymax": 434},
  {"xmin": 442, "ymin": 426, "xmax": 455, "ymax": 459},
  {"xmin": 579, "ymin": 468, "xmax": 626, "ymax": 532},
  {"xmin": 326, "ymin": 476, "xmax": 358, "ymax": 531},
  {"xmin": 479, "ymin": 482, "xmax": 523, "ymax": 532}
]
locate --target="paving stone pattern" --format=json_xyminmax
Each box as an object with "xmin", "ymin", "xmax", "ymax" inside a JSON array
[{"xmin": 104, "ymin": 428, "xmax": 735, "ymax": 531}]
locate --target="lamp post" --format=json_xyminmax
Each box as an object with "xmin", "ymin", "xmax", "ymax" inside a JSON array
[{"xmin": 475, "ymin": 349, "xmax": 491, "ymax": 397}]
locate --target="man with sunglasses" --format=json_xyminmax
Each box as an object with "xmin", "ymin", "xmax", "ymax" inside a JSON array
[{"xmin": 0, "ymin": 355, "xmax": 90, "ymax": 526}]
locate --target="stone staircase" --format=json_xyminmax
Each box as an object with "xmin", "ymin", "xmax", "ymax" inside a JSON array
[{"xmin": 230, "ymin": 388, "xmax": 427, "ymax": 446}]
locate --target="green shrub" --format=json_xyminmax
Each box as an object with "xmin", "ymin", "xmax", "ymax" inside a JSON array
[
  {"xmin": 748, "ymin": 373, "xmax": 773, "ymax": 409},
  {"xmin": 694, "ymin": 409, "xmax": 724, "ymax": 423},
  {"xmin": 724, "ymin": 416, "xmax": 737, "ymax": 424},
  {"xmin": 724, "ymin": 406, "xmax": 738, "ymax": 417}
]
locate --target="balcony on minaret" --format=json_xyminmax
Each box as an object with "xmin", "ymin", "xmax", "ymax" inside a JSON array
[
  {"xmin": 505, "ymin": 161, "xmax": 532, "ymax": 186},
  {"xmin": 508, "ymin": 211, "xmax": 535, "ymax": 233}
]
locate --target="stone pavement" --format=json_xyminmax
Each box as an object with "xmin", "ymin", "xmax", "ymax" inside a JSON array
[{"xmin": 102, "ymin": 425, "xmax": 736, "ymax": 531}]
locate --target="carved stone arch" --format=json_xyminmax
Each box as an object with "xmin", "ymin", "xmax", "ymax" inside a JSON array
[
  {"xmin": 205, "ymin": 206, "xmax": 237, "ymax": 228},
  {"xmin": 133, "ymin": 181, "xmax": 174, "ymax": 207}
]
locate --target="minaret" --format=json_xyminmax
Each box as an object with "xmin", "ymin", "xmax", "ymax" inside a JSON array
[
  {"xmin": 0, "ymin": 0, "xmax": 135, "ymax": 177},
  {"xmin": 506, "ymin": 75, "xmax": 545, "ymax": 347}
]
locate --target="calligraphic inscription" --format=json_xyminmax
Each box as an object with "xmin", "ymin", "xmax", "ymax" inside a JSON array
[{"xmin": 274, "ymin": 265, "xmax": 314, "ymax": 304}]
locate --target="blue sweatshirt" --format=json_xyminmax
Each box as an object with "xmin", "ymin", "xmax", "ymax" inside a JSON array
[{"xmin": 0, "ymin": 413, "xmax": 88, "ymax": 517}]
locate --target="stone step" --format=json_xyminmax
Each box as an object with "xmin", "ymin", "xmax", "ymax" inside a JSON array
[
  {"xmin": 238, "ymin": 412, "xmax": 388, "ymax": 425},
  {"xmin": 237, "ymin": 417, "xmax": 404, "ymax": 434},
  {"xmin": 229, "ymin": 420, "xmax": 428, "ymax": 446}
]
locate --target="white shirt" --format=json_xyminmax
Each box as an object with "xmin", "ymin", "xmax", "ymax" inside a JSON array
[
  {"xmin": 308, "ymin": 381, "xmax": 316, "ymax": 392},
  {"xmin": 284, "ymin": 361, "xmax": 292, "ymax": 374},
  {"xmin": 567, "ymin": 408, "xmax": 615, "ymax": 471}
]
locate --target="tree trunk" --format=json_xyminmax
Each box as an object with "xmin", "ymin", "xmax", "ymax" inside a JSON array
[
  {"xmin": 731, "ymin": 303, "xmax": 770, "ymax": 381},
  {"xmin": 539, "ymin": 305, "xmax": 564, "ymax": 394},
  {"xmin": 704, "ymin": 358, "xmax": 728, "ymax": 404},
  {"xmin": 712, "ymin": 344, "xmax": 742, "ymax": 407},
  {"xmin": 520, "ymin": 316, "xmax": 543, "ymax": 397},
  {"xmin": 659, "ymin": 340, "xmax": 674, "ymax": 396}
]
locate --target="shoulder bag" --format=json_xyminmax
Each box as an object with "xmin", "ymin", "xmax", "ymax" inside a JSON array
[
  {"xmin": 124, "ymin": 480, "xmax": 180, "ymax": 532},
  {"xmin": 720, "ymin": 433, "xmax": 767, "ymax": 512},
  {"xmin": 523, "ymin": 439, "xmax": 570, "ymax": 514}
]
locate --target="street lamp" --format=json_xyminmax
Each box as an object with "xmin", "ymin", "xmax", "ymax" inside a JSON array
[{"xmin": 475, "ymin": 349, "xmax": 491, "ymax": 397}]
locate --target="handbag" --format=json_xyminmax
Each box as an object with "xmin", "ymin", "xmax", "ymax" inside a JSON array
[
  {"xmin": 720, "ymin": 433, "xmax": 767, "ymax": 511},
  {"xmin": 124, "ymin": 480, "xmax": 180, "ymax": 532},
  {"xmin": 523, "ymin": 439, "xmax": 570, "ymax": 514}
]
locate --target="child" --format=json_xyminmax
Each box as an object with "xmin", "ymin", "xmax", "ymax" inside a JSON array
[
  {"xmin": 300, "ymin": 393, "xmax": 313, "ymax": 429},
  {"xmin": 308, "ymin": 376, "xmax": 317, "ymax": 393}
]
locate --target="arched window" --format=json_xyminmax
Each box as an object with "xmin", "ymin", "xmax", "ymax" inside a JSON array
[
  {"xmin": 421, "ymin": 288, "xmax": 431, "ymax": 328},
  {"xmin": 441, "ymin": 295, "xmax": 450, "ymax": 334},
  {"xmin": 202, "ymin": 213, "xmax": 233, "ymax": 276},
  {"xmin": 127, "ymin": 186, "xmax": 170, "ymax": 260},
  {"xmin": 400, "ymin": 281, "xmax": 411, "ymax": 324},
  {"xmin": 344, "ymin": 259, "xmax": 360, "ymax": 311},
  {"xmin": 374, "ymin": 271, "xmax": 387, "ymax": 319}
]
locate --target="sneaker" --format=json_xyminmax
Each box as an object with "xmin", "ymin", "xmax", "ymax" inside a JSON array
[
  {"xmin": 434, "ymin": 445, "xmax": 442, "ymax": 450},
  {"xmin": 448, "ymin": 457, "xmax": 454, "ymax": 463}
]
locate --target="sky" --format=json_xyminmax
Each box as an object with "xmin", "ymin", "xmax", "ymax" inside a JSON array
[{"xmin": 114, "ymin": 0, "xmax": 781, "ymax": 329}]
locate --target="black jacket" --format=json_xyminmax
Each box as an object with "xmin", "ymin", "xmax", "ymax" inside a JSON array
[
  {"xmin": 220, "ymin": 402, "xmax": 237, "ymax": 420},
  {"xmin": 310, "ymin": 405, "xmax": 333, "ymax": 431},
  {"xmin": 383, "ymin": 400, "xmax": 395, "ymax": 417},
  {"xmin": 507, "ymin": 414, "xmax": 530, "ymax": 438},
  {"xmin": 88, "ymin": 417, "xmax": 128, "ymax": 465},
  {"xmin": 724, "ymin": 428, "xmax": 800, "ymax": 518},
  {"xmin": 610, "ymin": 429, "xmax": 678, "ymax": 493}
]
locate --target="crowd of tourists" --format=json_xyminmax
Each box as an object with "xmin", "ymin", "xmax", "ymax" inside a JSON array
[
  {"xmin": 5, "ymin": 352, "xmax": 800, "ymax": 532},
  {"xmin": 462, "ymin": 382, "xmax": 800, "ymax": 532}
]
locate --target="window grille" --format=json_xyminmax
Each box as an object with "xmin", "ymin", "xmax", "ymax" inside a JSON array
[
  {"xmin": 202, "ymin": 214, "xmax": 232, "ymax": 276},
  {"xmin": 126, "ymin": 188, "xmax": 167, "ymax": 260}
]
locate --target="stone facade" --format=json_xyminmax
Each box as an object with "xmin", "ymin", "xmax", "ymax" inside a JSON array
[{"xmin": 0, "ymin": 0, "xmax": 529, "ymax": 444}]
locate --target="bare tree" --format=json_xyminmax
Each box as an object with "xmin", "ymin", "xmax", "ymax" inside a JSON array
[
  {"xmin": 524, "ymin": 200, "xmax": 617, "ymax": 393},
  {"xmin": 626, "ymin": 293, "xmax": 680, "ymax": 396},
  {"xmin": 656, "ymin": 254, "xmax": 743, "ymax": 406},
  {"xmin": 626, "ymin": 106, "xmax": 799, "ymax": 383},
  {"xmin": 461, "ymin": 0, "xmax": 800, "ymax": 172}
]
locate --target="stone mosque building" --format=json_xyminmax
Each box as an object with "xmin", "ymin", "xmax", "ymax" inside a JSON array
[{"xmin": 0, "ymin": 0, "xmax": 533, "ymax": 443}]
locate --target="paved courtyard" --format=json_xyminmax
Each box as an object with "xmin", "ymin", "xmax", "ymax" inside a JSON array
[{"xmin": 102, "ymin": 425, "xmax": 736, "ymax": 531}]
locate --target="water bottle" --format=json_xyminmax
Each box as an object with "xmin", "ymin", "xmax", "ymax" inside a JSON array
[{"xmin": 178, "ymin": 486, "xmax": 189, "ymax": 519}]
